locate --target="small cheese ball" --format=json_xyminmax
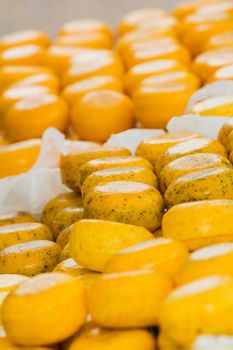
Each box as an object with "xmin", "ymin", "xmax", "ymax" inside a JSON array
[
  {"xmin": 219, "ymin": 118, "xmax": 233, "ymax": 150},
  {"xmin": 164, "ymin": 167, "xmax": 233, "ymax": 208},
  {"xmin": 155, "ymin": 138, "xmax": 227, "ymax": 174},
  {"xmin": 82, "ymin": 166, "xmax": 158, "ymax": 198},
  {"xmin": 4, "ymin": 94, "xmax": 69, "ymax": 142},
  {"xmin": 0, "ymin": 275, "xmax": 29, "ymax": 293},
  {"xmin": 43, "ymin": 46, "xmax": 82, "ymax": 75},
  {"xmin": 191, "ymin": 95, "xmax": 233, "ymax": 117},
  {"xmin": 54, "ymin": 258, "xmax": 100, "ymax": 287},
  {"xmin": 176, "ymin": 243, "xmax": 233, "ymax": 286},
  {"xmin": 60, "ymin": 242, "xmax": 71, "ymax": 261},
  {"xmin": 0, "ymin": 222, "xmax": 53, "ymax": 250},
  {"xmin": 160, "ymin": 276, "xmax": 233, "ymax": 348},
  {"xmin": 205, "ymin": 30, "xmax": 233, "ymax": 51},
  {"xmin": 62, "ymin": 75, "xmax": 123, "ymax": 106},
  {"xmin": 0, "ymin": 240, "xmax": 61, "ymax": 276},
  {"xmin": 136, "ymin": 132, "xmax": 200, "ymax": 166},
  {"xmin": 210, "ymin": 63, "xmax": 233, "ymax": 82},
  {"xmin": 0, "ymin": 30, "xmax": 49, "ymax": 50},
  {"xmin": 1, "ymin": 273, "xmax": 87, "ymax": 345},
  {"xmin": 118, "ymin": 8, "xmax": 168, "ymax": 36},
  {"xmin": 83, "ymin": 181, "xmax": 164, "ymax": 232},
  {"xmin": 52, "ymin": 206, "xmax": 85, "ymax": 239},
  {"xmin": 193, "ymin": 47, "xmax": 233, "ymax": 82},
  {"xmin": 104, "ymin": 237, "xmax": 188, "ymax": 278},
  {"xmin": 65, "ymin": 324, "xmax": 156, "ymax": 350},
  {"xmin": 54, "ymin": 32, "xmax": 112, "ymax": 50},
  {"xmin": 133, "ymin": 82, "xmax": 196, "ymax": 129},
  {"xmin": 60, "ymin": 147, "xmax": 131, "ymax": 192},
  {"xmin": 0, "ymin": 65, "xmax": 54, "ymax": 91},
  {"xmin": 191, "ymin": 335, "xmax": 233, "ymax": 350},
  {"xmin": 159, "ymin": 153, "xmax": 232, "ymax": 193},
  {"xmin": 12, "ymin": 71, "xmax": 60, "ymax": 93},
  {"xmin": 88, "ymin": 269, "xmax": 173, "ymax": 328},
  {"xmin": 0, "ymin": 45, "xmax": 45, "ymax": 66},
  {"xmin": 63, "ymin": 51, "xmax": 124, "ymax": 86},
  {"xmin": 71, "ymin": 90, "xmax": 134, "ymax": 143},
  {"xmin": 79, "ymin": 155, "xmax": 153, "ymax": 186},
  {"xmin": 41, "ymin": 192, "xmax": 83, "ymax": 230},
  {"xmin": 58, "ymin": 19, "xmax": 112, "ymax": 40},
  {"xmin": 70, "ymin": 219, "xmax": 153, "ymax": 272},
  {"xmin": 162, "ymin": 200, "xmax": 233, "ymax": 250},
  {"xmin": 0, "ymin": 85, "xmax": 53, "ymax": 113},
  {"xmin": 124, "ymin": 58, "xmax": 186, "ymax": 94},
  {"xmin": 0, "ymin": 210, "xmax": 35, "ymax": 227}
]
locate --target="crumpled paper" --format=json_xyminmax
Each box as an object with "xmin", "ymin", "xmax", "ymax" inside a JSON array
[
  {"xmin": 167, "ymin": 114, "xmax": 230, "ymax": 140},
  {"xmin": 104, "ymin": 128, "xmax": 166, "ymax": 154},
  {"xmin": 0, "ymin": 128, "xmax": 98, "ymax": 218}
]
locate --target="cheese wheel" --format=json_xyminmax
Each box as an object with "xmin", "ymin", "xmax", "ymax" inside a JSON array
[
  {"xmin": 190, "ymin": 95, "xmax": 233, "ymax": 116},
  {"xmin": 52, "ymin": 206, "xmax": 85, "ymax": 239},
  {"xmin": 176, "ymin": 243, "xmax": 233, "ymax": 286},
  {"xmin": 70, "ymin": 219, "xmax": 153, "ymax": 272},
  {"xmin": 60, "ymin": 147, "xmax": 131, "ymax": 192},
  {"xmin": 164, "ymin": 167, "xmax": 233, "ymax": 208},
  {"xmin": 79, "ymin": 156, "xmax": 152, "ymax": 186},
  {"xmin": 155, "ymin": 138, "xmax": 227, "ymax": 174},
  {"xmin": 62, "ymin": 75, "xmax": 123, "ymax": 105},
  {"xmin": 136, "ymin": 132, "xmax": 200, "ymax": 166},
  {"xmin": 83, "ymin": 181, "xmax": 164, "ymax": 231},
  {"xmin": 0, "ymin": 45, "xmax": 45, "ymax": 66},
  {"xmin": 82, "ymin": 166, "xmax": 158, "ymax": 198},
  {"xmin": 1, "ymin": 273, "xmax": 87, "ymax": 345},
  {"xmin": 0, "ymin": 222, "xmax": 53, "ymax": 250},
  {"xmin": 162, "ymin": 200, "xmax": 233, "ymax": 250},
  {"xmin": 41, "ymin": 192, "xmax": 82, "ymax": 230},
  {"xmin": 160, "ymin": 276, "xmax": 233, "ymax": 348},
  {"xmin": 54, "ymin": 32, "xmax": 112, "ymax": 50},
  {"xmin": 0, "ymin": 240, "xmax": 61, "ymax": 276},
  {"xmin": 159, "ymin": 153, "xmax": 232, "ymax": 193},
  {"xmin": 66, "ymin": 324, "xmax": 156, "ymax": 350},
  {"xmin": 88, "ymin": 269, "xmax": 172, "ymax": 328},
  {"xmin": 0, "ymin": 211, "xmax": 35, "ymax": 227},
  {"xmin": 0, "ymin": 30, "xmax": 49, "ymax": 50},
  {"xmin": 104, "ymin": 237, "xmax": 188, "ymax": 278}
]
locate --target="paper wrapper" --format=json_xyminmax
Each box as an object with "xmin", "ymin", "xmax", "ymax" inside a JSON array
[
  {"xmin": 0, "ymin": 128, "xmax": 98, "ymax": 218},
  {"xmin": 105, "ymin": 128, "xmax": 166, "ymax": 154}
]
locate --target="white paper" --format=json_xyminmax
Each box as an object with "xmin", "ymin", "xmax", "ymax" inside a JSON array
[
  {"xmin": 104, "ymin": 128, "xmax": 166, "ymax": 154},
  {"xmin": 167, "ymin": 114, "xmax": 230, "ymax": 140},
  {"xmin": 0, "ymin": 128, "xmax": 99, "ymax": 217},
  {"xmin": 186, "ymin": 80, "xmax": 233, "ymax": 112}
]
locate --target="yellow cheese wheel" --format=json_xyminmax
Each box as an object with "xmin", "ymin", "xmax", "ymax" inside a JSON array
[
  {"xmin": 70, "ymin": 219, "xmax": 153, "ymax": 272},
  {"xmin": 160, "ymin": 276, "xmax": 233, "ymax": 348},
  {"xmin": 0, "ymin": 222, "xmax": 53, "ymax": 250},
  {"xmin": 79, "ymin": 155, "xmax": 153, "ymax": 186},
  {"xmin": 60, "ymin": 147, "xmax": 131, "ymax": 192},
  {"xmin": 0, "ymin": 240, "xmax": 61, "ymax": 276},
  {"xmin": 104, "ymin": 237, "xmax": 188, "ymax": 278},
  {"xmin": 88, "ymin": 269, "xmax": 173, "ymax": 328},
  {"xmin": 82, "ymin": 166, "xmax": 158, "ymax": 198},
  {"xmin": 0, "ymin": 210, "xmax": 35, "ymax": 227},
  {"xmin": 159, "ymin": 153, "xmax": 232, "ymax": 193},
  {"xmin": 176, "ymin": 242, "xmax": 233, "ymax": 285},
  {"xmin": 164, "ymin": 167, "xmax": 233, "ymax": 208},
  {"xmin": 84, "ymin": 181, "xmax": 164, "ymax": 231},
  {"xmin": 162, "ymin": 200, "xmax": 233, "ymax": 250},
  {"xmin": 0, "ymin": 30, "xmax": 49, "ymax": 50},
  {"xmin": 136, "ymin": 132, "xmax": 200, "ymax": 166},
  {"xmin": 1, "ymin": 272, "xmax": 87, "ymax": 345},
  {"xmin": 65, "ymin": 324, "xmax": 156, "ymax": 350},
  {"xmin": 41, "ymin": 192, "xmax": 82, "ymax": 230},
  {"xmin": 155, "ymin": 138, "xmax": 227, "ymax": 174}
]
